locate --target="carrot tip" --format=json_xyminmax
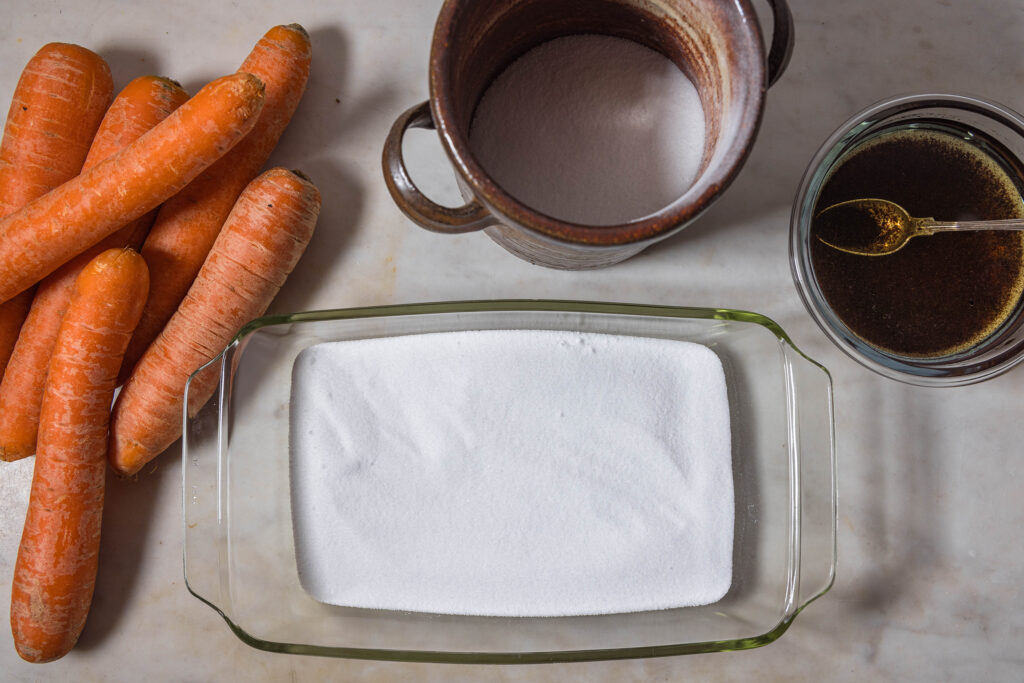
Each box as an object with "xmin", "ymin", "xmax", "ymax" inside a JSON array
[
  {"xmin": 290, "ymin": 168, "xmax": 314, "ymax": 183},
  {"xmin": 0, "ymin": 445, "xmax": 33, "ymax": 462},
  {"xmin": 236, "ymin": 71, "xmax": 266, "ymax": 95},
  {"xmin": 14, "ymin": 642, "xmax": 51, "ymax": 664},
  {"xmin": 282, "ymin": 23, "xmax": 309, "ymax": 37},
  {"xmin": 155, "ymin": 76, "xmax": 185, "ymax": 90},
  {"xmin": 111, "ymin": 438, "xmax": 147, "ymax": 477}
]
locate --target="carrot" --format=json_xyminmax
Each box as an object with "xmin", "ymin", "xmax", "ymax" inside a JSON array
[
  {"xmin": 0, "ymin": 296, "xmax": 33, "ymax": 380},
  {"xmin": 0, "ymin": 43, "xmax": 112, "ymax": 376},
  {"xmin": 0, "ymin": 43, "xmax": 112, "ymax": 219},
  {"xmin": 120, "ymin": 24, "xmax": 312, "ymax": 382},
  {"xmin": 10, "ymin": 248, "xmax": 149, "ymax": 663},
  {"xmin": 0, "ymin": 71, "xmax": 265, "ymax": 305},
  {"xmin": 109, "ymin": 168, "xmax": 320, "ymax": 476},
  {"xmin": 0, "ymin": 76, "xmax": 188, "ymax": 462}
]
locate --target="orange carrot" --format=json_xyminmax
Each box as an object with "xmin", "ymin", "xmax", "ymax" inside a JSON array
[
  {"xmin": 0, "ymin": 43, "xmax": 112, "ymax": 376},
  {"xmin": 0, "ymin": 71, "xmax": 265, "ymax": 305},
  {"xmin": 0, "ymin": 296, "xmax": 32, "ymax": 380},
  {"xmin": 0, "ymin": 76, "xmax": 188, "ymax": 462},
  {"xmin": 10, "ymin": 248, "xmax": 149, "ymax": 663},
  {"xmin": 110, "ymin": 168, "xmax": 319, "ymax": 476},
  {"xmin": 121, "ymin": 24, "xmax": 312, "ymax": 381},
  {"xmin": 0, "ymin": 43, "xmax": 112, "ymax": 219}
]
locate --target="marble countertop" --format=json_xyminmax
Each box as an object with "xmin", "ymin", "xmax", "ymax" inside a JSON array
[{"xmin": 1, "ymin": 0, "xmax": 1023, "ymax": 680}]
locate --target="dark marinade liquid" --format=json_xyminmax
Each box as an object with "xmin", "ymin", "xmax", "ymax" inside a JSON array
[{"xmin": 810, "ymin": 125, "xmax": 1024, "ymax": 357}]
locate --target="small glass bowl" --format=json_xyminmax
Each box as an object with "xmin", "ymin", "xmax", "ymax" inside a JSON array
[
  {"xmin": 182, "ymin": 300, "xmax": 835, "ymax": 663},
  {"xmin": 790, "ymin": 94, "xmax": 1024, "ymax": 386}
]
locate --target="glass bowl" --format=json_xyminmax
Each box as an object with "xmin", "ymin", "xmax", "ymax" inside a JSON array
[
  {"xmin": 182, "ymin": 300, "xmax": 836, "ymax": 663},
  {"xmin": 790, "ymin": 94, "xmax": 1024, "ymax": 386}
]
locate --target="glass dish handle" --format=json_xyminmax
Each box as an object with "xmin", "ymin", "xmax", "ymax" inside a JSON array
[{"xmin": 785, "ymin": 345, "xmax": 837, "ymax": 613}]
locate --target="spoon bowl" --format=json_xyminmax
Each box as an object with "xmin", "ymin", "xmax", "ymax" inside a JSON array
[{"xmin": 815, "ymin": 198, "xmax": 1024, "ymax": 256}]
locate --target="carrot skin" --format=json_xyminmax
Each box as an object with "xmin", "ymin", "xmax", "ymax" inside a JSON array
[
  {"xmin": 0, "ymin": 43, "xmax": 112, "ymax": 374},
  {"xmin": 110, "ymin": 168, "xmax": 320, "ymax": 476},
  {"xmin": 0, "ymin": 76, "xmax": 188, "ymax": 462},
  {"xmin": 10, "ymin": 248, "xmax": 149, "ymax": 663},
  {"xmin": 0, "ymin": 43, "xmax": 112, "ymax": 215},
  {"xmin": 122, "ymin": 24, "xmax": 312, "ymax": 381},
  {"xmin": 0, "ymin": 292, "xmax": 33, "ymax": 379},
  {"xmin": 0, "ymin": 72, "xmax": 265, "ymax": 305}
]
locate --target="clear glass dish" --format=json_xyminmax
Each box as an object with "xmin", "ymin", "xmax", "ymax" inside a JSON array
[
  {"xmin": 182, "ymin": 300, "xmax": 836, "ymax": 663},
  {"xmin": 789, "ymin": 93, "xmax": 1024, "ymax": 386}
]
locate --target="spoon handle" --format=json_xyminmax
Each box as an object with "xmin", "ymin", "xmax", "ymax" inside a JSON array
[{"xmin": 926, "ymin": 217, "xmax": 1024, "ymax": 233}]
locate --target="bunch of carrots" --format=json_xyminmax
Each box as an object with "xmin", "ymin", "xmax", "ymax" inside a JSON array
[{"xmin": 0, "ymin": 25, "xmax": 321, "ymax": 663}]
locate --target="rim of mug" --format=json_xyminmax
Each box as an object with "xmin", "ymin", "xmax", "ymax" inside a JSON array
[
  {"xmin": 428, "ymin": 0, "xmax": 769, "ymax": 247},
  {"xmin": 789, "ymin": 92, "xmax": 1024, "ymax": 386}
]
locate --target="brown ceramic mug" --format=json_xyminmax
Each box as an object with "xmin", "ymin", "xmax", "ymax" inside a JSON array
[{"xmin": 383, "ymin": 0, "xmax": 794, "ymax": 269}]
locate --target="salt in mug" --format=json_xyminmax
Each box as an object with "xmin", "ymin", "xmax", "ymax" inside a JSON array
[{"xmin": 383, "ymin": 0, "xmax": 795, "ymax": 269}]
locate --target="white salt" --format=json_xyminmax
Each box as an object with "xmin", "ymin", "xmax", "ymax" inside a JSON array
[
  {"xmin": 468, "ymin": 35, "xmax": 706, "ymax": 226},
  {"xmin": 289, "ymin": 330, "xmax": 733, "ymax": 617}
]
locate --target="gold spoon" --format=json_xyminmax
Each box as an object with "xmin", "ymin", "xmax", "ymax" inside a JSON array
[{"xmin": 815, "ymin": 198, "xmax": 1024, "ymax": 256}]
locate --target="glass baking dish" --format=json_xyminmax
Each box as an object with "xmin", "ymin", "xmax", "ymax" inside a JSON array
[{"xmin": 182, "ymin": 300, "xmax": 836, "ymax": 663}]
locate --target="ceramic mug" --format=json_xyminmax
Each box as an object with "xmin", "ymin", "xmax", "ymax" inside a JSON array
[{"xmin": 383, "ymin": 0, "xmax": 794, "ymax": 270}]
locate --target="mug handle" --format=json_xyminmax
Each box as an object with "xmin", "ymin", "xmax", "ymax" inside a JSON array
[
  {"xmin": 764, "ymin": 0, "xmax": 795, "ymax": 88},
  {"xmin": 382, "ymin": 101, "xmax": 496, "ymax": 234}
]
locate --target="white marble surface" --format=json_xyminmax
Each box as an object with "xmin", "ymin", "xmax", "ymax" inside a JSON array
[{"xmin": 1, "ymin": 0, "xmax": 1023, "ymax": 680}]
